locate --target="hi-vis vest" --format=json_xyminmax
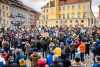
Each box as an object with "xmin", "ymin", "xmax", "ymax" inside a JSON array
[{"xmin": 19, "ymin": 59, "xmax": 26, "ymax": 66}]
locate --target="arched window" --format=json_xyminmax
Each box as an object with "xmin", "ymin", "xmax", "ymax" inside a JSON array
[
  {"xmin": 81, "ymin": 20, "xmax": 84, "ymax": 23},
  {"xmin": 76, "ymin": 20, "xmax": 78, "ymax": 23},
  {"xmin": 70, "ymin": 20, "xmax": 72, "ymax": 23}
]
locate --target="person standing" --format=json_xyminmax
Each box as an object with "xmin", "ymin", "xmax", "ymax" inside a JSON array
[
  {"xmin": 63, "ymin": 59, "xmax": 71, "ymax": 67},
  {"xmin": 2, "ymin": 39, "xmax": 9, "ymax": 52},
  {"xmin": 30, "ymin": 52, "xmax": 40, "ymax": 67},
  {"xmin": 78, "ymin": 41, "xmax": 86, "ymax": 62},
  {"xmin": 40, "ymin": 37, "xmax": 48, "ymax": 57},
  {"xmin": 49, "ymin": 58, "xmax": 63, "ymax": 67},
  {"xmin": 25, "ymin": 41, "xmax": 31, "ymax": 56},
  {"xmin": 72, "ymin": 57, "xmax": 86, "ymax": 67},
  {"xmin": 15, "ymin": 49, "xmax": 26, "ymax": 67},
  {"xmin": 0, "ymin": 32, "xmax": 3, "ymax": 48},
  {"xmin": 37, "ymin": 56, "xmax": 47, "ymax": 67},
  {"xmin": 46, "ymin": 52, "xmax": 54, "ymax": 66},
  {"xmin": 0, "ymin": 52, "xmax": 6, "ymax": 67},
  {"xmin": 2, "ymin": 51, "xmax": 9, "ymax": 65},
  {"xmin": 93, "ymin": 56, "xmax": 100, "ymax": 67},
  {"xmin": 53, "ymin": 46, "xmax": 62, "ymax": 58}
]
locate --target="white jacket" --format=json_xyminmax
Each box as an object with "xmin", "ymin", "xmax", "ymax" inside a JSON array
[{"xmin": 0, "ymin": 55, "xmax": 6, "ymax": 65}]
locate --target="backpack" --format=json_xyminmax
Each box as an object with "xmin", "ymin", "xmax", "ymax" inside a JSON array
[{"xmin": 95, "ymin": 46, "xmax": 100, "ymax": 55}]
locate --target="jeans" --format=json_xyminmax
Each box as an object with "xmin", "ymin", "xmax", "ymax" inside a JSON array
[
  {"xmin": 80, "ymin": 53, "xmax": 85, "ymax": 62},
  {"xmin": 71, "ymin": 52, "xmax": 75, "ymax": 60}
]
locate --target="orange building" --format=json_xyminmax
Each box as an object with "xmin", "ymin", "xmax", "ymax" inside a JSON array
[{"xmin": 40, "ymin": 0, "xmax": 95, "ymax": 27}]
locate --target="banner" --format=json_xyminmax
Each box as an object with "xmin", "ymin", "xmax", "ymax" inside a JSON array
[{"xmin": 41, "ymin": 32, "xmax": 49, "ymax": 37}]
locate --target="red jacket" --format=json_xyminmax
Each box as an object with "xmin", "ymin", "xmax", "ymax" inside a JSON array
[
  {"xmin": 2, "ymin": 52, "xmax": 9, "ymax": 61},
  {"xmin": 37, "ymin": 58, "xmax": 46, "ymax": 67}
]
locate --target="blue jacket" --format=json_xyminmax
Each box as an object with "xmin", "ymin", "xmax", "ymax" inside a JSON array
[
  {"xmin": 0, "ymin": 62, "xmax": 3, "ymax": 67},
  {"xmin": 93, "ymin": 64, "xmax": 100, "ymax": 67},
  {"xmin": 15, "ymin": 54, "xmax": 26, "ymax": 64},
  {"xmin": 96, "ymin": 40, "xmax": 100, "ymax": 45},
  {"xmin": 65, "ymin": 37, "xmax": 72, "ymax": 45},
  {"xmin": 47, "ymin": 54, "xmax": 53, "ymax": 65}
]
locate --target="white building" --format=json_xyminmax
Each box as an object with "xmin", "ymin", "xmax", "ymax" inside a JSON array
[
  {"xmin": 0, "ymin": 0, "xmax": 11, "ymax": 31},
  {"xmin": 9, "ymin": 0, "xmax": 39, "ymax": 31}
]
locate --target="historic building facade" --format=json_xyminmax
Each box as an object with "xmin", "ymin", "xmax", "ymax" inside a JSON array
[
  {"xmin": 40, "ymin": 0, "xmax": 95, "ymax": 27},
  {"xmin": 0, "ymin": 0, "xmax": 39, "ymax": 31},
  {"xmin": 0, "ymin": 0, "xmax": 11, "ymax": 30},
  {"xmin": 9, "ymin": 0, "xmax": 39, "ymax": 31}
]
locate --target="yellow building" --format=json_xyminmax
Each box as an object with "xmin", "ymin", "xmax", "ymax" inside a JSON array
[
  {"xmin": 40, "ymin": 0, "xmax": 95, "ymax": 27},
  {"xmin": 0, "ymin": 0, "xmax": 11, "ymax": 30}
]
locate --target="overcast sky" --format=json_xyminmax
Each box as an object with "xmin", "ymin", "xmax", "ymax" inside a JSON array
[
  {"xmin": 20, "ymin": 0, "xmax": 48, "ymax": 12},
  {"xmin": 21, "ymin": 0, "xmax": 100, "ymax": 17},
  {"xmin": 91, "ymin": 0, "xmax": 100, "ymax": 17}
]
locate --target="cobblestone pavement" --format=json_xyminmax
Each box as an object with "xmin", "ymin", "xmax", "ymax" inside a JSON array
[
  {"xmin": 34, "ymin": 52, "xmax": 94, "ymax": 67},
  {"xmin": 84, "ymin": 52, "xmax": 94, "ymax": 67},
  {"xmin": 70, "ymin": 52, "xmax": 94, "ymax": 67}
]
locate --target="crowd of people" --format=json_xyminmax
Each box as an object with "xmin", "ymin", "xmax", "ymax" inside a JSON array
[{"xmin": 0, "ymin": 26, "xmax": 99, "ymax": 67}]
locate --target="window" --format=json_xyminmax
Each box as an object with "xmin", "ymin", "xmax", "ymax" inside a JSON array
[
  {"xmin": 67, "ymin": 5, "xmax": 69, "ymax": 9},
  {"xmin": 57, "ymin": 7, "xmax": 61, "ymax": 11},
  {"xmin": 58, "ymin": 15, "xmax": 61, "ymax": 19},
  {"xmin": 3, "ymin": 11, "xmax": 5, "ymax": 17},
  {"xmin": 5, "ymin": 21, "xmax": 8, "ymax": 24},
  {"xmin": 91, "ymin": 18, "xmax": 94, "ymax": 24},
  {"xmin": 50, "ymin": 1, "xmax": 55, "ymax": 7},
  {"xmin": 78, "ymin": 4, "xmax": 80, "ymax": 9},
  {"xmin": 67, "ymin": 14, "xmax": 69, "ymax": 19},
  {"xmin": 72, "ymin": 5, "xmax": 74, "ymax": 9},
  {"xmin": 65, "ymin": 14, "xmax": 67, "ymax": 19},
  {"xmin": 7, "ymin": 13, "xmax": 9, "ymax": 17},
  {"xmin": 83, "ymin": 5, "xmax": 85, "ymax": 10},
  {"xmin": 72, "ymin": 13, "xmax": 74, "ymax": 18},
  {"xmin": 63, "ymin": 14, "xmax": 65, "ymax": 19},
  {"xmin": 65, "ymin": 20, "xmax": 67, "ymax": 23},
  {"xmin": 76, "ymin": 20, "xmax": 78, "ymax": 23},
  {"xmin": 43, "ymin": 16, "xmax": 45, "ymax": 20},
  {"xmin": 2, "ymin": 5, "xmax": 4, "ymax": 9},
  {"xmin": 46, "ymin": 9, "xmax": 48, "ymax": 13},
  {"xmin": 81, "ymin": 20, "xmax": 84, "ymax": 23},
  {"xmin": 83, "ymin": 13, "xmax": 87, "ymax": 18},
  {"xmin": 0, "ymin": 9, "xmax": 1, "ymax": 16},
  {"xmin": 3, "ymin": 19, "xmax": 5, "ymax": 24},
  {"xmin": 70, "ymin": 20, "xmax": 72, "ymax": 23},
  {"xmin": 62, "ymin": 6, "xmax": 65, "ymax": 10},
  {"xmin": 46, "ymin": 15, "xmax": 48, "ymax": 19},
  {"xmin": 43, "ymin": 9, "xmax": 45, "ymax": 12},
  {"xmin": 56, "ymin": 21, "xmax": 58, "ymax": 23},
  {"xmin": 6, "ymin": 6, "xmax": 8, "ymax": 10},
  {"xmin": 77, "ymin": 12, "xmax": 80, "ymax": 18}
]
